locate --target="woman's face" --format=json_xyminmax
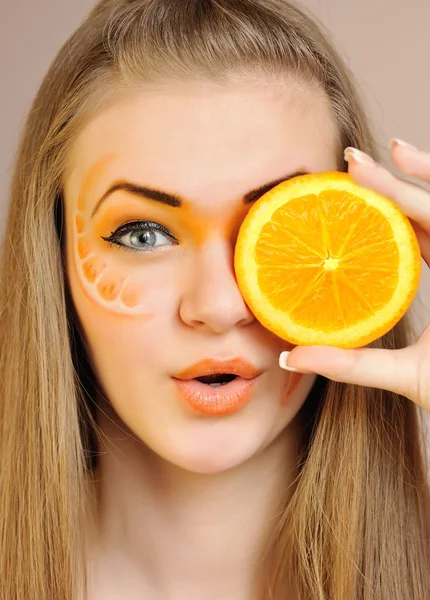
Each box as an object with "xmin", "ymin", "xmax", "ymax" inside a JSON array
[{"xmin": 63, "ymin": 79, "xmax": 339, "ymax": 474}]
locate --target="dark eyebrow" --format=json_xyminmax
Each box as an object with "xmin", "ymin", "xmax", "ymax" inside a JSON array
[
  {"xmin": 90, "ymin": 171, "xmax": 309, "ymax": 217},
  {"xmin": 242, "ymin": 171, "xmax": 308, "ymax": 204},
  {"xmin": 91, "ymin": 182, "xmax": 182, "ymax": 217}
]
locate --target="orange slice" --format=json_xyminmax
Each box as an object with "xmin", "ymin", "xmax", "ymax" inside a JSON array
[{"xmin": 234, "ymin": 172, "xmax": 421, "ymax": 348}]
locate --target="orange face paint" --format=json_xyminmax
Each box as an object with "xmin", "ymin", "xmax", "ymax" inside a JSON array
[
  {"xmin": 72, "ymin": 153, "xmax": 251, "ymax": 315},
  {"xmin": 281, "ymin": 372, "xmax": 303, "ymax": 406},
  {"xmin": 81, "ymin": 256, "xmax": 106, "ymax": 284},
  {"xmin": 176, "ymin": 199, "xmax": 248, "ymax": 247},
  {"xmin": 76, "ymin": 154, "xmax": 117, "ymax": 213},
  {"xmin": 72, "ymin": 157, "xmax": 157, "ymax": 315}
]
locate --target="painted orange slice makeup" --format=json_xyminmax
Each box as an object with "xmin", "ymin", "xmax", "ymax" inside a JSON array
[
  {"xmin": 81, "ymin": 256, "xmax": 107, "ymax": 284},
  {"xmin": 96, "ymin": 271, "xmax": 126, "ymax": 301},
  {"xmin": 73, "ymin": 211, "xmax": 149, "ymax": 314},
  {"xmin": 71, "ymin": 153, "xmax": 149, "ymax": 313},
  {"xmin": 71, "ymin": 155, "xmax": 156, "ymax": 313},
  {"xmin": 120, "ymin": 284, "xmax": 145, "ymax": 308},
  {"xmin": 77, "ymin": 236, "xmax": 92, "ymax": 260},
  {"xmin": 75, "ymin": 215, "xmax": 85, "ymax": 234}
]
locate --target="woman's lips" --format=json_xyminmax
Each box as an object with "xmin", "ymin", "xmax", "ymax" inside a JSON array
[
  {"xmin": 172, "ymin": 357, "xmax": 263, "ymax": 416},
  {"xmin": 174, "ymin": 357, "xmax": 263, "ymax": 380},
  {"xmin": 173, "ymin": 375, "xmax": 260, "ymax": 416}
]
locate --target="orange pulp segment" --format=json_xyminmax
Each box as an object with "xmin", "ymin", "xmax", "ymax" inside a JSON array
[{"xmin": 234, "ymin": 172, "xmax": 421, "ymax": 348}]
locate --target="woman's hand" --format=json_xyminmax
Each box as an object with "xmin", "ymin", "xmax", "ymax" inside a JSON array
[{"xmin": 279, "ymin": 139, "xmax": 430, "ymax": 413}]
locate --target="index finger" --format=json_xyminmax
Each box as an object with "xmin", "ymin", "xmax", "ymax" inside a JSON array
[
  {"xmin": 345, "ymin": 147, "xmax": 430, "ymax": 233},
  {"xmin": 390, "ymin": 139, "xmax": 430, "ymax": 184}
]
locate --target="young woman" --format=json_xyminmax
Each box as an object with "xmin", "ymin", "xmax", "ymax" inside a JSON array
[{"xmin": 1, "ymin": 1, "xmax": 429, "ymax": 598}]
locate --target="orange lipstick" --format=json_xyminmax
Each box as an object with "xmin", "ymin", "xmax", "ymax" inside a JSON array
[{"xmin": 173, "ymin": 358, "xmax": 263, "ymax": 416}]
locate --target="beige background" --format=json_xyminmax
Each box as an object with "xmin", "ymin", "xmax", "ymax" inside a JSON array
[{"xmin": 1, "ymin": 1, "xmax": 429, "ymax": 440}]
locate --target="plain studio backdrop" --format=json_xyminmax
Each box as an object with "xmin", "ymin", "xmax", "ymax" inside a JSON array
[{"xmin": 1, "ymin": 0, "xmax": 429, "ymax": 456}]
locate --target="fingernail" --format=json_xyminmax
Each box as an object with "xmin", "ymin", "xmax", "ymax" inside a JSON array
[
  {"xmin": 279, "ymin": 351, "xmax": 298, "ymax": 372},
  {"xmin": 389, "ymin": 138, "xmax": 418, "ymax": 151},
  {"xmin": 344, "ymin": 147, "xmax": 376, "ymax": 166}
]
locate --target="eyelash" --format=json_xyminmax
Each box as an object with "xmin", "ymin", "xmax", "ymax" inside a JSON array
[{"xmin": 101, "ymin": 220, "xmax": 179, "ymax": 253}]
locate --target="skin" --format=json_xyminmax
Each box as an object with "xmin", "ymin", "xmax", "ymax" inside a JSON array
[{"xmin": 63, "ymin": 78, "xmax": 340, "ymax": 599}]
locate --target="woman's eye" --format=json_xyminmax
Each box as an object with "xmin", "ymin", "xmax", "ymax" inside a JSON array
[{"xmin": 101, "ymin": 221, "xmax": 178, "ymax": 252}]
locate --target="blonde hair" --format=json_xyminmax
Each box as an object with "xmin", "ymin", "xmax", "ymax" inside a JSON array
[{"xmin": 1, "ymin": 1, "xmax": 429, "ymax": 598}]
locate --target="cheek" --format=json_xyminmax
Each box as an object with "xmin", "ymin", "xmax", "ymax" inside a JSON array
[
  {"xmin": 66, "ymin": 226, "xmax": 181, "ymax": 372},
  {"xmin": 66, "ymin": 258, "xmax": 179, "ymax": 409}
]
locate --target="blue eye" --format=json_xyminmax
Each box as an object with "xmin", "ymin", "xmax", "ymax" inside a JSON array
[{"xmin": 102, "ymin": 221, "xmax": 178, "ymax": 253}]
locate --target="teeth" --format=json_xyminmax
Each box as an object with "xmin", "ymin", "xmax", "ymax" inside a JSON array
[{"xmin": 209, "ymin": 382, "xmax": 225, "ymax": 387}]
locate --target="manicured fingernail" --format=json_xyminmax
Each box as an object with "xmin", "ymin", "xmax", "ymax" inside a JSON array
[
  {"xmin": 279, "ymin": 351, "xmax": 298, "ymax": 372},
  {"xmin": 389, "ymin": 138, "xmax": 418, "ymax": 151},
  {"xmin": 344, "ymin": 147, "xmax": 375, "ymax": 166}
]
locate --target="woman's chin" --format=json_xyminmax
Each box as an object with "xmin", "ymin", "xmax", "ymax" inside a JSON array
[
  {"xmin": 168, "ymin": 444, "xmax": 260, "ymax": 475},
  {"xmin": 107, "ymin": 372, "xmax": 314, "ymax": 476},
  {"xmin": 149, "ymin": 415, "xmax": 289, "ymax": 475},
  {"xmin": 152, "ymin": 378, "xmax": 315, "ymax": 475}
]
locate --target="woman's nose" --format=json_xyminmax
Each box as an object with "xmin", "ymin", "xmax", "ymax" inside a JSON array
[{"xmin": 179, "ymin": 241, "xmax": 255, "ymax": 334}]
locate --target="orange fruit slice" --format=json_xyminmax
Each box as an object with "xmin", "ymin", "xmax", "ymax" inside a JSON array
[{"xmin": 234, "ymin": 172, "xmax": 421, "ymax": 348}]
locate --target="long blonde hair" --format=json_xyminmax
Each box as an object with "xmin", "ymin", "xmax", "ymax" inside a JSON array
[{"xmin": 1, "ymin": 1, "xmax": 429, "ymax": 598}]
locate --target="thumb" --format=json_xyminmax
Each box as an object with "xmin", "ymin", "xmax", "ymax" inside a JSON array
[{"xmin": 279, "ymin": 345, "xmax": 416, "ymax": 399}]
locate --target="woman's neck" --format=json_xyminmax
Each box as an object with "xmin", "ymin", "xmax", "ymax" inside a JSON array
[{"xmin": 85, "ymin": 403, "xmax": 300, "ymax": 600}]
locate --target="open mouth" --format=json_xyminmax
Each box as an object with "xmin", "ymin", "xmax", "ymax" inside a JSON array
[
  {"xmin": 173, "ymin": 360, "xmax": 263, "ymax": 416},
  {"xmin": 173, "ymin": 358, "xmax": 263, "ymax": 415},
  {"xmin": 195, "ymin": 374, "xmax": 238, "ymax": 387}
]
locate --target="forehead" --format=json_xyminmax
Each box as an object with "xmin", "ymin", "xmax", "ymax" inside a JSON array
[{"xmin": 64, "ymin": 80, "xmax": 340, "ymax": 204}]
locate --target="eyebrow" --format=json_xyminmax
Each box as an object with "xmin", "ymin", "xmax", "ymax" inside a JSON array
[{"xmin": 90, "ymin": 171, "xmax": 309, "ymax": 217}]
